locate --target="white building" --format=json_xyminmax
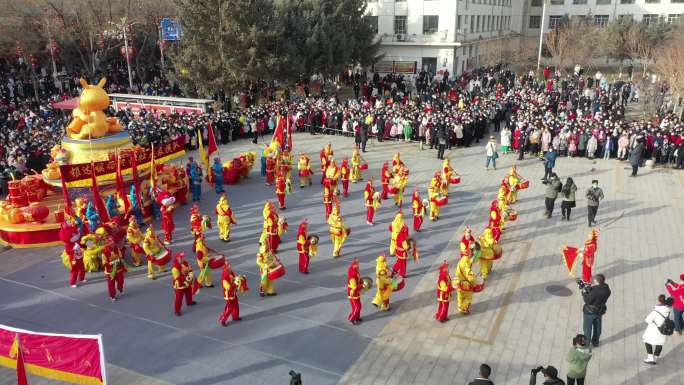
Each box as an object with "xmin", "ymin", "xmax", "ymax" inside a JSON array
[{"xmin": 366, "ymin": 0, "xmax": 522, "ymax": 77}]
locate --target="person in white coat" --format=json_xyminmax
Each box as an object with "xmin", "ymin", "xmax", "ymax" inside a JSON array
[
  {"xmin": 500, "ymin": 127, "xmax": 512, "ymax": 154},
  {"xmin": 643, "ymin": 295, "xmax": 674, "ymax": 365}
]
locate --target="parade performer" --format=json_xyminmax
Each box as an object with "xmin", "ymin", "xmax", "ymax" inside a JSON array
[
  {"xmin": 455, "ymin": 243, "xmax": 481, "ymax": 315},
  {"xmin": 142, "ymin": 226, "xmax": 166, "ymax": 279},
  {"xmin": 320, "ymin": 143, "xmax": 333, "ymax": 184},
  {"xmin": 265, "ymin": 153, "xmax": 277, "ymax": 186},
  {"xmin": 216, "ymin": 194, "xmax": 237, "ymax": 242},
  {"xmin": 435, "ymin": 261, "xmax": 453, "ymax": 322},
  {"xmin": 158, "ymin": 191, "xmax": 176, "ymax": 245},
  {"xmin": 328, "ymin": 204, "xmax": 349, "ymax": 258},
  {"xmin": 350, "ymin": 148, "xmax": 364, "ymax": 183},
  {"xmin": 218, "ymin": 263, "xmax": 243, "ymax": 326},
  {"xmin": 392, "ymin": 152, "xmax": 404, "ymax": 173},
  {"xmin": 68, "ymin": 244, "xmax": 86, "ymax": 288},
  {"xmin": 297, "ymin": 219, "xmax": 311, "ymax": 273},
  {"xmin": 325, "ymin": 158, "xmax": 340, "ymax": 195},
  {"xmin": 256, "ymin": 247, "xmax": 277, "ymax": 296},
  {"xmin": 478, "ymin": 227, "xmax": 502, "ymax": 280},
  {"xmin": 412, "ymin": 190, "xmax": 426, "ymax": 232},
  {"xmin": 581, "ymin": 228, "xmax": 599, "ymax": 284},
  {"xmin": 347, "ymin": 258, "xmax": 362, "ymax": 325},
  {"xmin": 380, "ymin": 161, "xmax": 392, "ymax": 200},
  {"xmin": 211, "ymin": 157, "xmax": 225, "ymax": 194},
  {"xmin": 276, "ymin": 216, "xmax": 288, "ymax": 252},
  {"xmin": 85, "ymin": 202, "xmax": 101, "ymax": 233},
  {"xmin": 392, "ymin": 222, "xmax": 410, "ymax": 277},
  {"xmin": 388, "ymin": 211, "xmax": 406, "ymax": 256},
  {"xmin": 323, "ymin": 179, "xmax": 334, "ymax": 220},
  {"xmin": 194, "ymin": 233, "xmax": 213, "ymax": 287},
  {"xmin": 428, "ymin": 171, "xmax": 442, "ymax": 221},
  {"xmin": 189, "ymin": 204, "xmax": 209, "ymax": 247},
  {"xmin": 129, "ymin": 185, "xmax": 144, "ymax": 224},
  {"xmin": 60, "ymin": 218, "xmax": 85, "ymax": 287},
  {"xmin": 102, "ymin": 244, "xmax": 126, "ymax": 301},
  {"xmin": 81, "ymin": 228, "xmax": 107, "ymax": 272},
  {"xmin": 263, "ymin": 202, "xmax": 283, "ymax": 253},
  {"xmin": 297, "ymin": 152, "xmax": 313, "ymax": 188},
  {"xmin": 281, "ymin": 148, "xmax": 293, "ymax": 180},
  {"xmin": 189, "ymin": 165, "xmax": 202, "ymax": 202},
  {"xmin": 340, "ymin": 158, "xmax": 350, "ymax": 197},
  {"xmin": 171, "ymin": 252, "xmax": 196, "ymax": 316},
  {"xmin": 275, "ymin": 171, "xmax": 287, "ymax": 209},
  {"xmin": 105, "ymin": 194, "xmax": 120, "ymax": 220},
  {"xmin": 441, "ymin": 158, "xmax": 460, "ymax": 196},
  {"xmin": 364, "ymin": 179, "xmax": 378, "ymax": 225},
  {"xmin": 507, "ymin": 165, "xmax": 522, "ymax": 204},
  {"xmin": 488, "ymin": 200, "xmax": 503, "ymax": 242},
  {"xmin": 391, "ymin": 166, "xmax": 409, "ymax": 207},
  {"xmin": 372, "ymin": 255, "xmax": 392, "ymax": 311},
  {"xmin": 460, "ymin": 227, "xmax": 476, "ymax": 256},
  {"xmin": 126, "ymin": 217, "xmax": 144, "ymax": 266}
]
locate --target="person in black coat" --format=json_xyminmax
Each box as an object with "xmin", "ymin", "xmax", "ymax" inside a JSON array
[
  {"xmin": 359, "ymin": 123, "xmax": 368, "ymax": 152},
  {"xmin": 468, "ymin": 364, "xmax": 495, "ymax": 385},
  {"xmin": 629, "ymin": 140, "xmax": 644, "ymax": 177}
]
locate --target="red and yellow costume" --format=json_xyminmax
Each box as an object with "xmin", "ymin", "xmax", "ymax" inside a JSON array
[
  {"xmin": 391, "ymin": 165, "xmax": 409, "ymax": 207},
  {"xmin": 380, "ymin": 161, "xmax": 392, "ymax": 200},
  {"xmin": 275, "ymin": 172, "xmax": 287, "ymax": 209},
  {"xmin": 297, "ymin": 220, "xmax": 311, "ymax": 273},
  {"xmin": 459, "ymin": 227, "xmax": 476, "ymax": 257},
  {"xmin": 391, "ymin": 152, "xmax": 404, "ymax": 174},
  {"xmin": 428, "ymin": 171, "xmax": 442, "ymax": 221},
  {"xmin": 372, "ymin": 255, "xmax": 392, "ymax": 311},
  {"xmin": 216, "ymin": 194, "xmax": 237, "ymax": 242},
  {"xmin": 364, "ymin": 180, "xmax": 378, "ymax": 225},
  {"xmin": 347, "ymin": 258, "xmax": 362, "ymax": 324},
  {"xmin": 218, "ymin": 263, "xmax": 242, "ymax": 325},
  {"xmin": 102, "ymin": 245, "xmax": 126, "ymax": 300},
  {"xmin": 350, "ymin": 149, "xmax": 363, "ymax": 183},
  {"xmin": 435, "ymin": 261, "xmax": 453, "ymax": 322},
  {"xmin": 340, "ymin": 159, "xmax": 350, "ymax": 197},
  {"xmin": 507, "ymin": 166, "xmax": 522, "ymax": 204},
  {"xmin": 319, "ymin": 143, "xmax": 333, "ymax": 184},
  {"xmin": 488, "ymin": 200, "xmax": 503, "ymax": 242},
  {"xmin": 68, "ymin": 244, "xmax": 86, "ymax": 287},
  {"xmin": 126, "ymin": 217, "xmax": 144, "ymax": 266},
  {"xmin": 160, "ymin": 201, "xmax": 175, "ymax": 245},
  {"xmin": 297, "ymin": 152, "xmax": 313, "ymax": 187},
  {"xmin": 60, "ymin": 220, "xmax": 85, "ymax": 287},
  {"xmin": 328, "ymin": 205, "xmax": 348, "ymax": 258},
  {"xmin": 388, "ymin": 212, "xmax": 405, "ymax": 256},
  {"xmin": 441, "ymin": 159, "xmax": 454, "ymax": 196},
  {"xmin": 412, "ymin": 190, "xmax": 425, "ymax": 232},
  {"xmin": 455, "ymin": 251, "xmax": 477, "ymax": 314},
  {"xmin": 325, "ymin": 158, "xmax": 340, "ymax": 196},
  {"xmin": 392, "ymin": 222, "xmax": 410, "ymax": 277},
  {"xmin": 582, "ymin": 229, "xmax": 599, "ymax": 283},
  {"xmin": 189, "ymin": 204, "xmax": 204, "ymax": 246},
  {"xmin": 281, "ymin": 149, "xmax": 293, "ymax": 180},
  {"xmin": 323, "ymin": 179, "xmax": 334, "ymax": 220},
  {"xmin": 257, "ymin": 247, "xmax": 277, "ymax": 296},
  {"xmin": 265, "ymin": 152, "xmax": 278, "ymax": 186},
  {"xmin": 260, "ymin": 202, "xmax": 281, "ymax": 253},
  {"xmin": 171, "ymin": 252, "xmax": 195, "ymax": 316},
  {"xmin": 142, "ymin": 226, "xmax": 166, "ymax": 279},
  {"xmin": 478, "ymin": 227, "xmax": 501, "ymax": 280},
  {"xmin": 194, "ymin": 234, "xmax": 213, "ymax": 287}
]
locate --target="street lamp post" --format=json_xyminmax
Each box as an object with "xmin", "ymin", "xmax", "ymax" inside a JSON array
[
  {"xmin": 536, "ymin": 0, "xmax": 547, "ymax": 72},
  {"xmin": 122, "ymin": 22, "xmax": 134, "ymax": 92}
]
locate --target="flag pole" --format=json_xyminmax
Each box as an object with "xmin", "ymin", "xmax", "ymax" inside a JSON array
[{"xmin": 536, "ymin": 0, "xmax": 547, "ymax": 72}]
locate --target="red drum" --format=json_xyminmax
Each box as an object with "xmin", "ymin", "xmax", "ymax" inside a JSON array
[
  {"xmin": 434, "ymin": 195, "xmax": 448, "ymax": 207},
  {"xmin": 267, "ymin": 262, "xmax": 286, "ymax": 281},
  {"xmin": 471, "ymin": 283, "xmax": 485, "ymax": 293},
  {"xmin": 208, "ymin": 254, "xmax": 226, "ymax": 269},
  {"xmin": 449, "ymin": 176, "xmax": 461, "ymax": 184},
  {"xmin": 388, "ymin": 185, "xmax": 400, "ymax": 194},
  {"xmin": 516, "ymin": 180, "xmax": 530, "ymax": 190},
  {"xmin": 27, "ymin": 189, "xmax": 42, "ymax": 203},
  {"xmin": 508, "ymin": 211, "xmax": 518, "ymax": 221},
  {"xmin": 359, "ymin": 163, "xmax": 369, "ymax": 171},
  {"xmin": 9, "ymin": 195, "xmax": 28, "ymax": 208},
  {"xmin": 147, "ymin": 248, "xmax": 171, "ymax": 266},
  {"xmin": 54, "ymin": 210, "xmax": 65, "ymax": 223}
]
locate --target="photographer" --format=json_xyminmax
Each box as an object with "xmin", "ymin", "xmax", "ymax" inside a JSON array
[
  {"xmin": 529, "ymin": 366, "xmax": 565, "ymax": 385},
  {"xmin": 579, "ymin": 274, "xmax": 611, "ymax": 347},
  {"xmin": 565, "ymin": 334, "xmax": 592, "ymax": 385}
]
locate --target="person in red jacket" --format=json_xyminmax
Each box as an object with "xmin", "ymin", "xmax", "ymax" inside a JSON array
[
  {"xmin": 275, "ymin": 171, "xmax": 287, "ymax": 209},
  {"xmin": 172, "ymin": 252, "xmax": 196, "ymax": 316},
  {"xmin": 380, "ymin": 161, "xmax": 391, "ymax": 200},
  {"xmin": 297, "ymin": 219, "xmax": 311, "ymax": 273},
  {"xmin": 218, "ymin": 263, "xmax": 242, "ymax": 326},
  {"xmin": 435, "ymin": 261, "xmax": 453, "ymax": 322},
  {"xmin": 581, "ymin": 229, "xmax": 599, "ymax": 284},
  {"xmin": 102, "ymin": 244, "xmax": 126, "ymax": 301},
  {"xmin": 666, "ymin": 274, "xmax": 684, "ymax": 335},
  {"xmin": 340, "ymin": 158, "xmax": 350, "ymax": 197},
  {"xmin": 69, "ymin": 243, "xmax": 86, "ymax": 288},
  {"xmin": 347, "ymin": 258, "xmax": 363, "ymax": 325}
]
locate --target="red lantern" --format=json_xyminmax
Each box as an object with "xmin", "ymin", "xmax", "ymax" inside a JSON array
[{"xmin": 21, "ymin": 203, "xmax": 50, "ymax": 223}]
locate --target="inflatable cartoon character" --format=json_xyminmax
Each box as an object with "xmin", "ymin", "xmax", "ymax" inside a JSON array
[{"xmin": 66, "ymin": 78, "xmax": 123, "ymax": 140}]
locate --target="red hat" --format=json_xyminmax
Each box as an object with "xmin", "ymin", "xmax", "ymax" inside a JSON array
[{"xmin": 680, "ymin": 274, "xmax": 684, "ymax": 281}]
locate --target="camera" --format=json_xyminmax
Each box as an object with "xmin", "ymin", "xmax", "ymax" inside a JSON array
[
  {"xmin": 666, "ymin": 278, "xmax": 675, "ymax": 285},
  {"xmin": 531, "ymin": 366, "xmax": 544, "ymax": 375},
  {"xmin": 289, "ymin": 370, "xmax": 302, "ymax": 385},
  {"xmin": 576, "ymin": 279, "xmax": 591, "ymax": 294}
]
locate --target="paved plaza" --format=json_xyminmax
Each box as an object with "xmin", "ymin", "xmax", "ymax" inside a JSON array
[{"xmin": 1, "ymin": 132, "xmax": 683, "ymax": 385}]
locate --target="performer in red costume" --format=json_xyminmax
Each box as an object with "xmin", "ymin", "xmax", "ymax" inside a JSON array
[
  {"xmin": 171, "ymin": 252, "xmax": 196, "ymax": 316},
  {"xmin": 297, "ymin": 219, "xmax": 311, "ymax": 273},
  {"xmin": 412, "ymin": 190, "xmax": 426, "ymax": 232},
  {"xmin": 320, "ymin": 143, "xmax": 333, "ymax": 185},
  {"xmin": 265, "ymin": 156, "xmax": 276, "ymax": 186},
  {"xmin": 102, "ymin": 244, "xmax": 126, "ymax": 301},
  {"xmin": 275, "ymin": 171, "xmax": 287, "ymax": 209},
  {"xmin": 364, "ymin": 179, "xmax": 376, "ymax": 225},
  {"xmin": 380, "ymin": 161, "xmax": 391, "ymax": 200},
  {"xmin": 190, "ymin": 204, "xmax": 203, "ymax": 246},
  {"xmin": 60, "ymin": 219, "xmax": 85, "ymax": 287},
  {"xmin": 347, "ymin": 258, "xmax": 363, "ymax": 325},
  {"xmin": 488, "ymin": 199, "xmax": 502, "ymax": 242},
  {"xmin": 340, "ymin": 158, "xmax": 350, "ymax": 197},
  {"xmin": 582, "ymin": 228, "xmax": 599, "ymax": 284},
  {"xmin": 218, "ymin": 263, "xmax": 242, "ymax": 326},
  {"xmin": 435, "ymin": 261, "xmax": 453, "ymax": 322},
  {"xmin": 68, "ymin": 244, "xmax": 86, "ymax": 288},
  {"xmin": 459, "ymin": 226, "xmax": 476, "ymax": 256},
  {"xmin": 158, "ymin": 191, "xmax": 176, "ymax": 245},
  {"xmin": 392, "ymin": 223, "xmax": 410, "ymax": 277},
  {"xmin": 323, "ymin": 179, "xmax": 334, "ymax": 220}
]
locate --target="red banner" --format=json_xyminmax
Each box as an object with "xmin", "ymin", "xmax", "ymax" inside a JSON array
[
  {"xmin": 562, "ymin": 245, "xmax": 579, "ymax": 277},
  {"xmin": 59, "ymin": 137, "xmax": 186, "ymax": 187},
  {"xmin": 0, "ymin": 324, "xmax": 106, "ymax": 385}
]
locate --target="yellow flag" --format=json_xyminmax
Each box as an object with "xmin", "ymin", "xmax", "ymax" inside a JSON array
[{"xmin": 197, "ymin": 129, "xmax": 209, "ymax": 168}]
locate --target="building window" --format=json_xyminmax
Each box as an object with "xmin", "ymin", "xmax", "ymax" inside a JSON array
[
  {"xmin": 476, "ymin": 15, "xmax": 480, "ymax": 32},
  {"xmin": 529, "ymin": 15, "xmax": 541, "ymax": 28},
  {"xmin": 423, "ymin": 15, "xmax": 439, "ymax": 34},
  {"xmin": 642, "ymin": 14, "xmax": 659, "ymax": 25},
  {"xmin": 595, "ymin": 0, "xmax": 611, "ymax": 4},
  {"xmin": 496, "ymin": 15, "xmax": 500, "ymax": 30},
  {"xmin": 367, "ymin": 16, "xmax": 378, "ymax": 34},
  {"xmin": 619, "ymin": 0, "xmax": 634, "ymax": 3},
  {"xmin": 470, "ymin": 15, "xmax": 475, "ymax": 33},
  {"xmin": 672, "ymin": 0, "xmax": 684, "ymax": 3},
  {"xmin": 395, "ymin": 0, "xmax": 406, "ymax": 2},
  {"xmin": 573, "ymin": 0, "xmax": 587, "ymax": 4},
  {"xmin": 549, "ymin": 15, "xmax": 563, "ymax": 28},
  {"xmin": 594, "ymin": 15, "xmax": 609, "ymax": 26},
  {"xmin": 457, "ymin": 15, "xmax": 462, "ymax": 30},
  {"xmin": 531, "ymin": 0, "xmax": 542, "ymax": 5},
  {"xmin": 644, "ymin": 0, "xmax": 659, "ymax": 3},
  {"xmin": 394, "ymin": 16, "xmax": 407, "ymax": 34},
  {"xmin": 668, "ymin": 14, "xmax": 682, "ymax": 24},
  {"xmin": 550, "ymin": 0, "xmax": 564, "ymax": 4}
]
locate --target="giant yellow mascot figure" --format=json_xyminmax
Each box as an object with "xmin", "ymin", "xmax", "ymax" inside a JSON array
[{"xmin": 67, "ymin": 78, "xmax": 123, "ymax": 140}]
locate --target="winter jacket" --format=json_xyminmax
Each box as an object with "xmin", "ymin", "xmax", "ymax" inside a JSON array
[
  {"xmin": 642, "ymin": 304, "xmax": 672, "ymax": 346},
  {"xmin": 545, "ymin": 177, "xmax": 562, "ymax": 199},
  {"xmin": 565, "ymin": 346, "xmax": 592, "ymax": 379},
  {"xmin": 666, "ymin": 283, "xmax": 684, "ymax": 311},
  {"xmin": 561, "ymin": 183, "xmax": 577, "ymax": 202},
  {"xmin": 545, "ymin": 150, "xmax": 558, "ymax": 169}
]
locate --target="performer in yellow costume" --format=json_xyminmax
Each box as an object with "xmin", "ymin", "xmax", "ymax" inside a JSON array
[
  {"xmin": 142, "ymin": 226, "xmax": 166, "ymax": 279},
  {"xmin": 325, "ymin": 158, "xmax": 340, "ymax": 195},
  {"xmin": 441, "ymin": 158, "xmax": 454, "ymax": 196},
  {"xmin": 477, "ymin": 227, "xmax": 501, "ymax": 280},
  {"xmin": 216, "ymin": 194, "xmax": 237, "ymax": 242},
  {"xmin": 126, "ymin": 217, "xmax": 144, "ymax": 266},
  {"xmin": 388, "ymin": 211, "xmax": 405, "ymax": 256},
  {"xmin": 350, "ymin": 148, "xmax": 363, "ymax": 183},
  {"xmin": 194, "ymin": 233, "xmax": 213, "ymax": 287},
  {"xmin": 81, "ymin": 228, "xmax": 106, "ymax": 272},
  {"xmin": 428, "ymin": 171, "xmax": 442, "ymax": 221},
  {"xmin": 392, "ymin": 166, "xmax": 409, "ymax": 207},
  {"xmin": 507, "ymin": 166, "xmax": 521, "ymax": 204},
  {"xmin": 455, "ymin": 246, "xmax": 477, "ymax": 315},
  {"xmin": 281, "ymin": 148, "xmax": 293, "ymax": 180},
  {"xmin": 297, "ymin": 152, "xmax": 313, "ymax": 188},
  {"xmin": 371, "ymin": 255, "xmax": 393, "ymax": 311},
  {"xmin": 256, "ymin": 246, "xmax": 277, "ymax": 296},
  {"xmin": 328, "ymin": 205, "xmax": 348, "ymax": 258}
]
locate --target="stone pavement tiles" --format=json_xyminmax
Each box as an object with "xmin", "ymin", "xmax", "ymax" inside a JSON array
[
  {"xmin": 339, "ymin": 146, "xmax": 684, "ymax": 385},
  {"xmin": 2, "ymin": 134, "xmax": 489, "ymax": 385}
]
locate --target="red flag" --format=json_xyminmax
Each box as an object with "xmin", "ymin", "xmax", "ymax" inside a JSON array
[
  {"xmin": 59, "ymin": 165, "xmax": 72, "ymax": 216},
  {"xmin": 115, "ymin": 151, "xmax": 131, "ymax": 214},
  {"xmin": 207, "ymin": 122, "xmax": 218, "ymax": 160},
  {"xmin": 14, "ymin": 335, "xmax": 28, "ymax": 385},
  {"xmin": 130, "ymin": 151, "xmax": 143, "ymax": 211},
  {"xmin": 270, "ymin": 114, "xmax": 285, "ymax": 150},
  {"xmin": 286, "ymin": 113, "xmax": 293, "ymax": 150},
  {"xmin": 562, "ymin": 245, "xmax": 579, "ymax": 277},
  {"xmin": 90, "ymin": 161, "xmax": 110, "ymax": 223}
]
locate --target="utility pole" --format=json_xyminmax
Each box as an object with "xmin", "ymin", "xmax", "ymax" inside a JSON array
[{"xmin": 536, "ymin": 0, "xmax": 547, "ymax": 71}]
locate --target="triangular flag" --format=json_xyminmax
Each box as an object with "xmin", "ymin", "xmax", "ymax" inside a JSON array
[
  {"xmin": 562, "ymin": 245, "xmax": 579, "ymax": 277},
  {"xmin": 197, "ymin": 129, "xmax": 209, "ymax": 168},
  {"xmin": 14, "ymin": 335, "xmax": 28, "ymax": 385},
  {"xmin": 90, "ymin": 161, "xmax": 110, "ymax": 223},
  {"xmin": 207, "ymin": 121, "xmax": 218, "ymax": 160}
]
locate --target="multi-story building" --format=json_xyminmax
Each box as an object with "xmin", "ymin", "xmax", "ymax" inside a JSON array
[{"xmin": 366, "ymin": 0, "xmax": 522, "ymax": 78}]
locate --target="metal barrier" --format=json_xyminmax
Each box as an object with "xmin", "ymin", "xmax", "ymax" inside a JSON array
[{"xmin": 301, "ymin": 124, "xmax": 424, "ymax": 145}]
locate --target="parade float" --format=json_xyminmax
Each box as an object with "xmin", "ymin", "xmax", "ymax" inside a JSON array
[{"xmin": 0, "ymin": 78, "xmax": 186, "ymax": 248}]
